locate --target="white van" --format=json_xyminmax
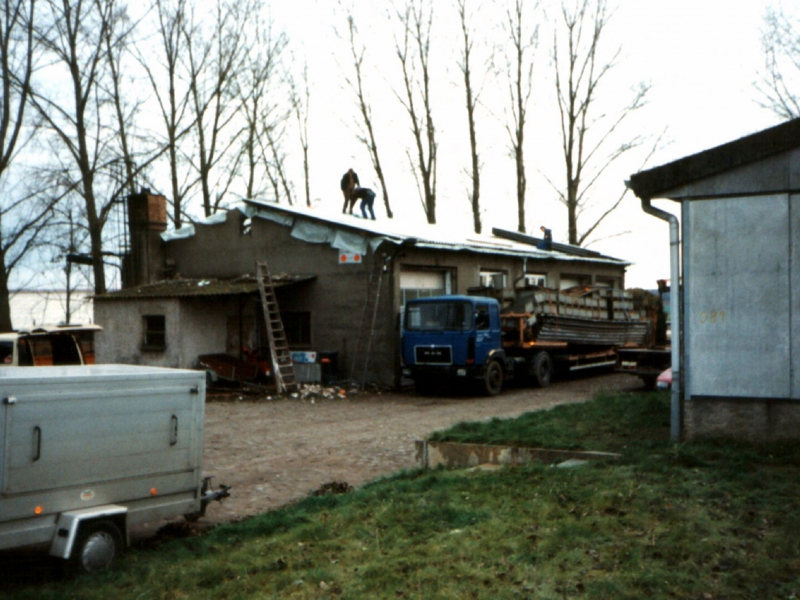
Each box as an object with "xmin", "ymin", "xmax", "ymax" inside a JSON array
[{"xmin": 0, "ymin": 324, "xmax": 101, "ymax": 367}]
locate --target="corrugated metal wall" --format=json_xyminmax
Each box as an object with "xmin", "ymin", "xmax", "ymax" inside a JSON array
[{"xmin": 684, "ymin": 194, "xmax": 796, "ymax": 399}]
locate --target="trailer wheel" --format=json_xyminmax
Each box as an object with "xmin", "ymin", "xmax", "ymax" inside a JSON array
[
  {"xmin": 483, "ymin": 361, "xmax": 503, "ymax": 396},
  {"xmin": 529, "ymin": 351, "xmax": 552, "ymax": 388},
  {"xmin": 68, "ymin": 520, "xmax": 123, "ymax": 575}
]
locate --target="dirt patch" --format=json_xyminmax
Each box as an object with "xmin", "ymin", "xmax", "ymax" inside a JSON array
[{"xmin": 198, "ymin": 372, "xmax": 641, "ymax": 525}]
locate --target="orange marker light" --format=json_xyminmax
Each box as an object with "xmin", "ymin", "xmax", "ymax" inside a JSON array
[
  {"xmin": 34, "ymin": 506, "xmax": 43, "ymax": 515},
  {"xmin": 150, "ymin": 488, "xmax": 158, "ymax": 496}
]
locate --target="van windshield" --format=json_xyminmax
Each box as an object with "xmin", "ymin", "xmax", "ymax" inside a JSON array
[{"xmin": 405, "ymin": 301, "xmax": 473, "ymax": 332}]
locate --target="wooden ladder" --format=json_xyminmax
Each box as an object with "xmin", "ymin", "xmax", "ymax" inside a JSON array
[
  {"xmin": 349, "ymin": 256, "xmax": 387, "ymax": 388},
  {"xmin": 256, "ymin": 261, "xmax": 298, "ymax": 394}
]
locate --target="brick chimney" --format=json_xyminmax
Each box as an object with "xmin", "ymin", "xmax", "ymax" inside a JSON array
[{"xmin": 122, "ymin": 190, "xmax": 167, "ymax": 288}]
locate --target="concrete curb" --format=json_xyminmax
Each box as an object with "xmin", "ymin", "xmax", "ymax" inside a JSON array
[{"xmin": 415, "ymin": 440, "xmax": 620, "ymax": 469}]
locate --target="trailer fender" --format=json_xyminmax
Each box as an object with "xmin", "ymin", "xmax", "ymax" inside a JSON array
[{"xmin": 49, "ymin": 505, "xmax": 128, "ymax": 561}]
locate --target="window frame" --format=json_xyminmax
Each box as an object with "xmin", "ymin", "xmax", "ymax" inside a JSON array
[{"xmin": 141, "ymin": 314, "xmax": 167, "ymax": 351}]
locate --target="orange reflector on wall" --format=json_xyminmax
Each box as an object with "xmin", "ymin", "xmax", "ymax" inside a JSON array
[
  {"xmin": 150, "ymin": 488, "xmax": 158, "ymax": 496},
  {"xmin": 34, "ymin": 506, "xmax": 43, "ymax": 515}
]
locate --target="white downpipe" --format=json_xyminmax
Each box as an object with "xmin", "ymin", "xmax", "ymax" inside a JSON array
[{"xmin": 640, "ymin": 198, "xmax": 682, "ymax": 442}]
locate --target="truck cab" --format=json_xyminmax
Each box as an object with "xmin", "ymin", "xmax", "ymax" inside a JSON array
[{"xmin": 401, "ymin": 296, "xmax": 505, "ymax": 395}]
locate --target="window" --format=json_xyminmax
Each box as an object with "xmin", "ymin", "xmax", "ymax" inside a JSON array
[
  {"xmin": 142, "ymin": 315, "xmax": 166, "ymax": 350},
  {"xmin": 479, "ymin": 270, "xmax": 507, "ymax": 289},
  {"xmin": 240, "ymin": 215, "xmax": 252, "ymax": 236},
  {"xmin": 523, "ymin": 274, "xmax": 547, "ymax": 288},
  {"xmin": 282, "ymin": 312, "xmax": 311, "ymax": 347},
  {"xmin": 475, "ymin": 304, "xmax": 490, "ymax": 330}
]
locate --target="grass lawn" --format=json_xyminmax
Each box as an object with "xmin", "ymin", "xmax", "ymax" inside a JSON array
[{"xmin": 4, "ymin": 391, "xmax": 800, "ymax": 599}]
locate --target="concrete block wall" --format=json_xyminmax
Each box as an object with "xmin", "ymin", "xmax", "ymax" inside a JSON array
[{"xmin": 684, "ymin": 398, "xmax": 800, "ymax": 442}]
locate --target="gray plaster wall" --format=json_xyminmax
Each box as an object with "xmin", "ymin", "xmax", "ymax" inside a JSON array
[
  {"xmin": 95, "ymin": 297, "xmax": 238, "ymax": 369},
  {"xmin": 95, "ymin": 298, "xmax": 183, "ymax": 368},
  {"xmin": 166, "ymin": 212, "xmax": 396, "ymax": 385},
  {"xmin": 683, "ymin": 195, "xmax": 793, "ymax": 399}
]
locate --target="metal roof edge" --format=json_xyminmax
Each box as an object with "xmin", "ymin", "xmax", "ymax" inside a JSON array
[{"xmin": 628, "ymin": 117, "xmax": 800, "ymax": 199}]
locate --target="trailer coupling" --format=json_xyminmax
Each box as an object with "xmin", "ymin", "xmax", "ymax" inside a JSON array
[{"xmin": 200, "ymin": 476, "xmax": 231, "ymax": 508}]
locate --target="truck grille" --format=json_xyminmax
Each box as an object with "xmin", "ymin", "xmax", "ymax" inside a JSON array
[{"xmin": 415, "ymin": 345, "xmax": 452, "ymax": 365}]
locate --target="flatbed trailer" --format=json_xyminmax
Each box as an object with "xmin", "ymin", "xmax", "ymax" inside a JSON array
[{"xmin": 401, "ymin": 294, "xmax": 650, "ymax": 395}]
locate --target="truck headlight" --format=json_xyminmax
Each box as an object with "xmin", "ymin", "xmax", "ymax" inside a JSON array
[{"xmin": 457, "ymin": 368, "xmax": 467, "ymax": 376}]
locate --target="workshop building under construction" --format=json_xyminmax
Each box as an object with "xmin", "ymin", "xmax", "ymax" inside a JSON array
[{"xmin": 94, "ymin": 193, "xmax": 633, "ymax": 388}]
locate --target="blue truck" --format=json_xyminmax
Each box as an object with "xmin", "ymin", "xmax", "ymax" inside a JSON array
[{"xmin": 401, "ymin": 294, "xmax": 641, "ymax": 395}]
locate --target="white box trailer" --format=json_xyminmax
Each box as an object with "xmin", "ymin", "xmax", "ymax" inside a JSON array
[{"xmin": 0, "ymin": 365, "xmax": 228, "ymax": 573}]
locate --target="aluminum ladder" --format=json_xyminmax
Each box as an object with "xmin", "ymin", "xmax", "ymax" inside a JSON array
[{"xmin": 256, "ymin": 261, "xmax": 298, "ymax": 394}]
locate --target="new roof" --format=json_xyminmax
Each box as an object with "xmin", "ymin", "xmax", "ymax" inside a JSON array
[
  {"xmin": 627, "ymin": 117, "xmax": 800, "ymax": 199},
  {"xmin": 169, "ymin": 199, "xmax": 629, "ymax": 267}
]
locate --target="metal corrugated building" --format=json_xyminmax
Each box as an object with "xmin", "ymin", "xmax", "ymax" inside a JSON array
[{"xmin": 628, "ymin": 118, "xmax": 800, "ymax": 442}]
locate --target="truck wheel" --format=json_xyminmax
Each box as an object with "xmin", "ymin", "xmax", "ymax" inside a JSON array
[
  {"xmin": 483, "ymin": 361, "xmax": 503, "ymax": 396},
  {"xmin": 529, "ymin": 351, "xmax": 552, "ymax": 388},
  {"xmin": 68, "ymin": 520, "xmax": 123, "ymax": 575}
]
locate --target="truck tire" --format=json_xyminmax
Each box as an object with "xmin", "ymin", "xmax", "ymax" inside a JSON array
[
  {"xmin": 529, "ymin": 351, "xmax": 552, "ymax": 388},
  {"xmin": 483, "ymin": 361, "xmax": 503, "ymax": 396},
  {"xmin": 68, "ymin": 520, "xmax": 123, "ymax": 575}
]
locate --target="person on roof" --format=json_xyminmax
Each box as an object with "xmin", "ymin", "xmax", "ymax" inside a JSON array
[
  {"xmin": 538, "ymin": 226, "xmax": 552, "ymax": 250},
  {"xmin": 340, "ymin": 168, "xmax": 360, "ymax": 214},
  {"xmin": 351, "ymin": 187, "xmax": 376, "ymax": 220}
]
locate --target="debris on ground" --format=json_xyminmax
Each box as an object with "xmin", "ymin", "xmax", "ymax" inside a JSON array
[
  {"xmin": 297, "ymin": 384, "xmax": 350, "ymax": 401},
  {"xmin": 311, "ymin": 481, "xmax": 354, "ymax": 496}
]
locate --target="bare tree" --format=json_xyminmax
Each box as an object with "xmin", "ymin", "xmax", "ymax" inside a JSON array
[
  {"xmin": 340, "ymin": 10, "xmax": 393, "ymax": 218},
  {"xmin": 289, "ymin": 61, "xmax": 311, "ymax": 207},
  {"xmin": 394, "ymin": 0, "xmax": 437, "ymax": 224},
  {"xmin": 502, "ymin": 0, "xmax": 538, "ymax": 234},
  {"xmin": 456, "ymin": 0, "xmax": 484, "ymax": 234},
  {"xmin": 756, "ymin": 5, "xmax": 800, "ymax": 120},
  {"xmin": 102, "ymin": 8, "xmax": 140, "ymax": 199},
  {"xmin": 549, "ymin": 0, "xmax": 650, "ymax": 246},
  {"xmin": 238, "ymin": 8, "xmax": 287, "ymax": 200},
  {"xmin": 0, "ymin": 178, "xmax": 65, "ymax": 331},
  {"xmin": 183, "ymin": 0, "xmax": 251, "ymax": 217},
  {"xmin": 139, "ymin": 0, "xmax": 196, "ymax": 228},
  {"xmin": 0, "ymin": 0, "xmax": 38, "ymax": 329},
  {"xmin": 263, "ymin": 119, "xmax": 294, "ymax": 205},
  {"xmin": 30, "ymin": 0, "xmax": 131, "ymax": 294},
  {"xmin": 0, "ymin": 0, "xmax": 35, "ymax": 182}
]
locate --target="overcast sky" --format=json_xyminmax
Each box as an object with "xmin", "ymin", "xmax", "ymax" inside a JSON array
[{"xmin": 260, "ymin": 0, "xmax": 793, "ymax": 289}]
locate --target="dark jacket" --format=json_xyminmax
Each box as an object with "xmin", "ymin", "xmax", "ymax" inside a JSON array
[{"xmin": 340, "ymin": 170, "xmax": 360, "ymax": 191}]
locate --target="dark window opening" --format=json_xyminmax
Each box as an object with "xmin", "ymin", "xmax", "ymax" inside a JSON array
[
  {"xmin": 142, "ymin": 315, "xmax": 166, "ymax": 350},
  {"xmin": 17, "ymin": 339, "xmax": 33, "ymax": 366},
  {"xmin": 282, "ymin": 312, "xmax": 311, "ymax": 347},
  {"xmin": 0, "ymin": 341, "xmax": 13, "ymax": 364}
]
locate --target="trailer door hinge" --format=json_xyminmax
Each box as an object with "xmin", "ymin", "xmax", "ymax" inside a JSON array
[{"xmin": 3, "ymin": 396, "xmax": 17, "ymax": 405}]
